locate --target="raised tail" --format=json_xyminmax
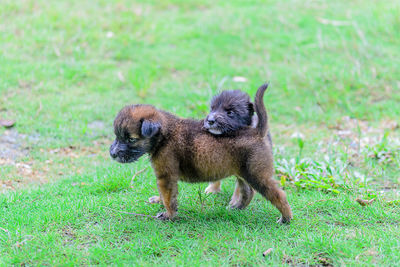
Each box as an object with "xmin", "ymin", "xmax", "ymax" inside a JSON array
[{"xmin": 254, "ymin": 83, "xmax": 269, "ymax": 136}]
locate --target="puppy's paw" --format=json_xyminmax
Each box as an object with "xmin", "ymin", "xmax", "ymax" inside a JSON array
[
  {"xmin": 148, "ymin": 196, "xmax": 161, "ymax": 204},
  {"xmin": 229, "ymin": 195, "xmax": 240, "ymax": 208},
  {"xmin": 277, "ymin": 216, "xmax": 291, "ymax": 225},
  {"xmin": 156, "ymin": 212, "xmax": 172, "ymax": 221},
  {"xmin": 228, "ymin": 200, "xmax": 238, "ymax": 208},
  {"xmin": 229, "ymin": 201, "xmax": 246, "ymax": 210},
  {"xmin": 205, "ymin": 183, "xmax": 221, "ymax": 194}
]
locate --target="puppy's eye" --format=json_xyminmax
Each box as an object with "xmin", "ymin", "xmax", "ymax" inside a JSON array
[
  {"xmin": 226, "ymin": 110, "xmax": 233, "ymax": 116},
  {"xmin": 128, "ymin": 138, "xmax": 138, "ymax": 143}
]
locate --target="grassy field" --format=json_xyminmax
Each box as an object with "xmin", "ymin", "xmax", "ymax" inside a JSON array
[{"xmin": 1, "ymin": 0, "xmax": 400, "ymax": 265}]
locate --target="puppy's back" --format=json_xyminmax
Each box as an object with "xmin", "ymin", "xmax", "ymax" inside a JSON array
[{"xmin": 171, "ymin": 119, "xmax": 267, "ymax": 180}]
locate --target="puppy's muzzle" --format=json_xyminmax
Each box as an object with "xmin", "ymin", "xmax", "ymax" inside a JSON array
[
  {"xmin": 204, "ymin": 113, "xmax": 223, "ymax": 135},
  {"xmin": 204, "ymin": 113, "xmax": 216, "ymax": 128},
  {"xmin": 109, "ymin": 141, "xmax": 144, "ymax": 163},
  {"xmin": 109, "ymin": 140, "xmax": 123, "ymax": 159},
  {"xmin": 109, "ymin": 143, "xmax": 119, "ymax": 159}
]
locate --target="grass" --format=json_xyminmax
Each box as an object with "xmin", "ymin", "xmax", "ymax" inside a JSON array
[{"xmin": 1, "ymin": 0, "xmax": 400, "ymax": 265}]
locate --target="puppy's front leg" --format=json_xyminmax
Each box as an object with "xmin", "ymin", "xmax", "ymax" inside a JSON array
[{"xmin": 156, "ymin": 176, "xmax": 178, "ymax": 220}]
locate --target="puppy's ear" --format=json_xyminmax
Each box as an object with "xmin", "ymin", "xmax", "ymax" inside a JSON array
[
  {"xmin": 248, "ymin": 102, "xmax": 255, "ymax": 116},
  {"xmin": 141, "ymin": 120, "xmax": 161, "ymax": 138}
]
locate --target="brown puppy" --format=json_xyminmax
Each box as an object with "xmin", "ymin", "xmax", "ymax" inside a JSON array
[
  {"xmin": 110, "ymin": 83, "xmax": 292, "ymax": 224},
  {"xmin": 203, "ymin": 90, "xmax": 272, "ymax": 198},
  {"xmin": 203, "ymin": 90, "xmax": 256, "ymax": 196}
]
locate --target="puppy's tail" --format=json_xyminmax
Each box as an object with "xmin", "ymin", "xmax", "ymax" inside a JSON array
[{"xmin": 254, "ymin": 83, "xmax": 269, "ymax": 136}]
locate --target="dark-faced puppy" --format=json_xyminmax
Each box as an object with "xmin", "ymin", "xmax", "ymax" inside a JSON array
[
  {"xmin": 204, "ymin": 90, "xmax": 254, "ymax": 136},
  {"xmin": 203, "ymin": 90, "xmax": 255, "ymax": 194},
  {"xmin": 110, "ymin": 84, "xmax": 292, "ymax": 224},
  {"xmin": 203, "ymin": 90, "xmax": 271, "ymax": 194}
]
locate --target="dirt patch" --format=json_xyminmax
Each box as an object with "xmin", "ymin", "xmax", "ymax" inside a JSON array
[
  {"xmin": 47, "ymin": 138, "xmax": 110, "ymax": 158},
  {"xmin": 329, "ymin": 116, "xmax": 399, "ymax": 148},
  {"xmin": 328, "ymin": 117, "xmax": 400, "ymax": 172},
  {"xmin": 61, "ymin": 225, "xmax": 78, "ymax": 245},
  {"xmin": 0, "ymin": 179, "xmax": 18, "ymax": 191},
  {"xmin": 275, "ymin": 116, "xmax": 400, "ymax": 165},
  {"xmin": 0, "ymin": 130, "xmax": 40, "ymax": 191},
  {"xmin": 0, "ymin": 129, "xmax": 110, "ymax": 192},
  {"xmin": 0, "ymin": 160, "xmax": 48, "ymax": 193},
  {"xmin": 313, "ymin": 252, "xmax": 334, "ymax": 267},
  {"xmin": 0, "ymin": 129, "xmax": 29, "ymax": 161}
]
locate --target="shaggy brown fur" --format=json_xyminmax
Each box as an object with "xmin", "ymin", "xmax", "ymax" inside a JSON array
[
  {"xmin": 204, "ymin": 90, "xmax": 254, "ymax": 195},
  {"xmin": 110, "ymin": 83, "xmax": 292, "ymax": 224},
  {"xmin": 204, "ymin": 89, "xmax": 273, "ymax": 195}
]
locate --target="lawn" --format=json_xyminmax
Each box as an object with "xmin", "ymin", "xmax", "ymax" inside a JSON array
[{"xmin": 1, "ymin": 0, "xmax": 400, "ymax": 265}]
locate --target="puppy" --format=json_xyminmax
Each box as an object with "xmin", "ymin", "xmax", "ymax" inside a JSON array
[
  {"xmin": 203, "ymin": 90, "xmax": 271, "ymax": 195},
  {"xmin": 203, "ymin": 90, "xmax": 255, "ymax": 195},
  {"xmin": 110, "ymin": 83, "xmax": 292, "ymax": 224}
]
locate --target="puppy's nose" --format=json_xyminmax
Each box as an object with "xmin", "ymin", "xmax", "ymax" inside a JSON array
[
  {"xmin": 207, "ymin": 118, "xmax": 215, "ymax": 126},
  {"xmin": 207, "ymin": 114, "xmax": 215, "ymax": 125},
  {"xmin": 110, "ymin": 142, "xmax": 118, "ymax": 158},
  {"xmin": 110, "ymin": 151, "xmax": 117, "ymax": 158}
]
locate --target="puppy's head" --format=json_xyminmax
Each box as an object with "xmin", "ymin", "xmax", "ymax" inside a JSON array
[
  {"xmin": 204, "ymin": 90, "xmax": 254, "ymax": 135},
  {"xmin": 110, "ymin": 105, "xmax": 161, "ymax": 163}
]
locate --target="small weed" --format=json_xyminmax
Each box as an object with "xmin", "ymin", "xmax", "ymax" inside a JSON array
[
  {"xmin": 365, "ymin": 132, "xmax": 399, "ymax": 165},
  {"xmin": 276, "ymin": 157, "xmax": 349, "ymax": 194},
  {"xmin": 278, "ymin": 135, "xmax": 352, "ymax": 193}
]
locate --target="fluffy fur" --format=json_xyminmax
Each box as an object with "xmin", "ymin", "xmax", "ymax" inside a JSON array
[
  {"xmin": 110, "ymin": 83, "xmax": 292, "ymax": 224},
  {"xmin": 204, "ymin": 89, "xmax": 272, "ymax": 194}
]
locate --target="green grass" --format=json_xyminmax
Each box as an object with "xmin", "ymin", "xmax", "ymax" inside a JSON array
[{"xmin": 1, "ymin": 0, "xmax": 400, "ymax": 265}]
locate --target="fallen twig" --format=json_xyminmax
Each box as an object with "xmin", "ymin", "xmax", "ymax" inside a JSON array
[
  {"xmin": 356, "ymin": 198, "xmax": 375, "ymax": 206},
  {"xmin": 101, "ymin": 206, "xmax": 156, "ymax": 218},
  {"xmin": 35, "ymin": 101, "xmax": 42, "ymax": 117},
  {"xmin": 263, "ymin": 248, "xmax": 274, "ymax": 257},
  {"xmin": 130, "ymin": 167, "xmax": 148, "ymax": 187}
]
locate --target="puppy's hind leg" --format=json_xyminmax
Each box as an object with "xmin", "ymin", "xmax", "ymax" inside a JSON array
[
  {"xmin": 229, "ymin": 178, "xmax": 254, "ymax": 210},
  {"xmin": 205, "ymin": 181, "xmax": 221, "ymax": 194},
  {"xmin": 241, "ymin": 170, "xmax": 292, "ymax": 224}
]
